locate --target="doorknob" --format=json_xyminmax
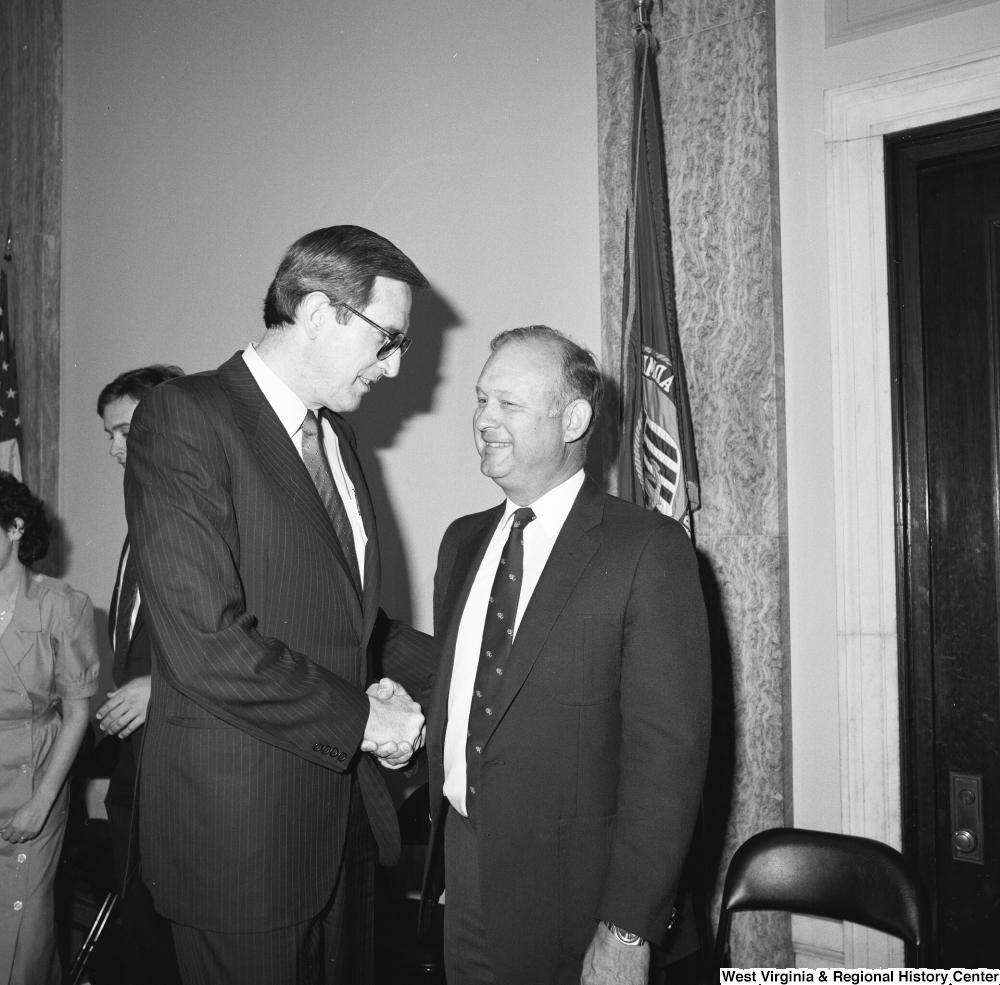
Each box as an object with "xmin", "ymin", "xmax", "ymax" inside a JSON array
[{"xmin": 950, "ymin": 773, "xmax": 984, "ymax": 864}]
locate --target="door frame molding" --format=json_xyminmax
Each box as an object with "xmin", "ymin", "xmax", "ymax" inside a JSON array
[{"xmin": 820, "ymin": 45, "xmax": 1000, "ymax": 967}]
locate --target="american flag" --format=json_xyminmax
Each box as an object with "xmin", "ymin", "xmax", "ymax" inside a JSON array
[{"xmin": 0, "ymin": 270, "xmax": 22, "ymax": 479}]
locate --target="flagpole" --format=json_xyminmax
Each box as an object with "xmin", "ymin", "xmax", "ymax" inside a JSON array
[{"xmin": 633, "ymin": 0, "xmax": 651, "ymax": 30}]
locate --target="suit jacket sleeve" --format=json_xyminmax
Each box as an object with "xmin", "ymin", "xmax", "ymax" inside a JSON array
[
  {"xmin": 597, "ymin": 519, "xmax": 711, "ymax": 941},
  {"xmin": 370, "ymin": 610, "xmax": 438, "ymax": 701},
  {"xmin": 124, "ymin": 382, "xmax": 371, "ymax": 770}
]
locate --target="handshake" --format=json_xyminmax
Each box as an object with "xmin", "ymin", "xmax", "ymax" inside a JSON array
[{"xmin": 361, "ymin": 677, "xmax": 426, "ymax": 769}]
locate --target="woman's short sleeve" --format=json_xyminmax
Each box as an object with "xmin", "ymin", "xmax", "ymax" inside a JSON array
[{"xmin": 54, "ymin": 587, "xmax": 101, "ymax": 700}]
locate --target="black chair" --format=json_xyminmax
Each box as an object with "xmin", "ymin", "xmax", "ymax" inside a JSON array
[
  {"xmin": 374, "ymin": 781, "xmax": 445, "ymax": 984},
  {"xmin": 56, "ymin": 728, "xmax": 120, "ymax": 981},
  {"xmin": 715, "ymin": 827, "xmax": 928, "ymax": 966}
]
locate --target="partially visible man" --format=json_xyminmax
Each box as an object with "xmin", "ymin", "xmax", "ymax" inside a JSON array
[
  {"xmin": 124, "ymin": 225, "xmax": 437, "ymax": 985},
  {"xmin": 420, "ymin": 326, "xmax": 711, "ymax": 985},
  {"xmin": 96, "ymin": 364, "xmax": 185, "ymax": 983}
]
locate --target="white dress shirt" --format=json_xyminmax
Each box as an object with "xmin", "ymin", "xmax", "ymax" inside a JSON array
[
  {"xmin": 443, "ymin": 468, "xmax": 586, "ymax": 816},
  {"xmin": 111, "ymin": 542, "xmax": 141, "ymax": 651},
  {"xmin": 242, "ymin": 345, "xmax": 367, "ymax": 582}
]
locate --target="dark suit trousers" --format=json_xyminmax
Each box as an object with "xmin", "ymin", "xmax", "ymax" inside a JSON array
[
  {"xmin": 170, "ymin": 781, "xmax": 376, "ymax": 985},
  {"xmin": 103, "ymin": 803, "xmax": 182, "ymax": 985},
  {"xmin": 444, "ymin": 808, "xmax": 497, "ymax": 985}
]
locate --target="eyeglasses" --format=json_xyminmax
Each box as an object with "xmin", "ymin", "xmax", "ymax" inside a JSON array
[{"xmin": 327, "ymin": 297, "xmax": 412, "ymax": 360}]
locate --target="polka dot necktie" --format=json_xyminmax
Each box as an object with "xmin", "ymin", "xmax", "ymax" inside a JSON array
[
  {"xmin": 300, "ymin": 410, "xmax": 362, "ymax": 593},
  {"xmin": 465, "ymin": 506, "xmax": 536, "ymax": 824}
]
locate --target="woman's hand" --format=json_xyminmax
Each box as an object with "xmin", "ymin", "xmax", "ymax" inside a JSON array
[
  {"xmin": 4, "ymin": 696, "xmax": 91, "ymax": 843},
  {"xmin": 0, "ymin": 792, "xmax": 55, "ymax": 843}
]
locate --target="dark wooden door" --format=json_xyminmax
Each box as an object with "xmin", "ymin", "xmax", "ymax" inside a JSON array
[{"xmin": 888, "ymin": 113, "xmax": 1000, "ymax": 966}]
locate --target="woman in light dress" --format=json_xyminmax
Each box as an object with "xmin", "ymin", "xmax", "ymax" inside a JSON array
[{"xmin": 0, "ymin": 471, "xmax": 100, "ymax": 984}]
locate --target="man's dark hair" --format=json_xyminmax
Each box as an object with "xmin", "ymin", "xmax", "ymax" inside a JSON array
[
  {"xmin": 490, "ymin": 325, "xmax": 604, "ymax": 439},
  {"xmin": 0, "ymin": 471, "xmax": 51, "ymax": 565},
  {"xmin": 97, "ymin": 365, "xmax": 185, "ymax": 417},
  {"xmin": 262, "ymin": 225, "xmax": 429, "ymax": 329}
]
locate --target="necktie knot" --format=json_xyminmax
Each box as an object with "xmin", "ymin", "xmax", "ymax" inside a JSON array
[
  {"xmin": 511, "ymin": 507, "xmax": 535, "ymax": 531},
  {"xmin": 301, "ymin": 410, "xmax": 319, "ymax": 438}
]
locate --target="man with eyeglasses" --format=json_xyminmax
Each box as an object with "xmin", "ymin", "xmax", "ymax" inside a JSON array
[{"xmin": 123, "ymin": 225, "xmax": 438, "ymax": 985}]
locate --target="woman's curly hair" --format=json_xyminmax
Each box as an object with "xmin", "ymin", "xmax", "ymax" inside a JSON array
[{"xmin": 0, "ymin": 471, "xmax": 51, "ymax": 565}]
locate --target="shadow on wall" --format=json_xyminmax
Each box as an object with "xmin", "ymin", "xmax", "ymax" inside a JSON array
[
  {"xmin": 593, "ymin": 372, "xmax": 736, "ymax": 948},
  {"xmin": 38, "ymin": 513, "xmax": 69, "ymax": 581},
  {"xmin": 589, "ymin": 372, "xmax": 620, "ymax": 491},
  {"xmin": 696, "ymin": 549, "xmax": 735, "ymax": 933},
  {"xmin": 351, "ymin": 287, "xmax": 463, "ymax": 623}
]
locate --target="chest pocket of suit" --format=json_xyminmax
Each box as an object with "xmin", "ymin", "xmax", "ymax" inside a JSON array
[{"xmin": 542, "ymin": 614, "xmax": 622, "ymax": 705}]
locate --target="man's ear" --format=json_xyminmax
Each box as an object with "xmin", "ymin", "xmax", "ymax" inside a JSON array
[
  {"xmin": 8, "ymin": 518, "xmax": 23, "ymax": 542},
  {"xmin": 563, "ymin": 399, "xmax": 593, "ymax": 444},
  {"xmin": 300, "ymin": 292, "xmax": 331, "ymax": 341}
]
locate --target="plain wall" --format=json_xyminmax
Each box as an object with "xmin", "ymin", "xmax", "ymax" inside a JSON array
[
  {"xmin": 775, "ymin": 0, "xmax": 1000, "ymax": 834},
  {"xmin": 61, "ymin": 0, "xmax": 601, "ymax": 696}
]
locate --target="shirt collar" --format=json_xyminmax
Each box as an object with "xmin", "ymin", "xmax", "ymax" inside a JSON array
[
  {"xmin": 502, "ymin": 468, "xmax": 585, "ymax": 538},
  {"xmin": 243, "ymin": 344, "xmax": 309, "ymax": 438}
]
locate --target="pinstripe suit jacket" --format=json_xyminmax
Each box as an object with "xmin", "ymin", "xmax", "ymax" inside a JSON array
[{"xmin": 123, "ymin": 352, "xmax": 436, "ymax": 933}]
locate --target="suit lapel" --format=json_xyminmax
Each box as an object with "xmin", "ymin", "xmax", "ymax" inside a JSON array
[
  {"xmin": 324, "ymin": 412, "xmax": 376, "ymax": 630},
  {"xmin": 217, "ymin": 354, "xmax": 363, "ymax": 634},
  {"xmin": 481, "ymin": 479, "xmax": 605, "ymax": 748},
  {"xmin": 108, "ymin": 538, "xmax": 128, "ymax": 650},
  {"xmin": 130, "ymin": 601, "xmax": 146, "ymax": 645},
  {"xmin": 428, "ymin": 508, "xmax": 503, "ymax": 749}
]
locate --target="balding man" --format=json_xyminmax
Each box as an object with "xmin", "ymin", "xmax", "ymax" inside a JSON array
[{"xmin": 420, "ymin": 326, "xmax": 711, "ymax": 985}]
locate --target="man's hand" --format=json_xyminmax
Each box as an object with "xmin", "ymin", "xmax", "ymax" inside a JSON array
[
  {"xmin": 580, "ymin": 922, "xmax": 650, "ymax": 985},
  {"xmin": 361, "ymin": 677, "xmax": 424, "ymax": 768},
  {"xmin": 96, "ymin": 675, "xmax": 151, "ymax": 738}
]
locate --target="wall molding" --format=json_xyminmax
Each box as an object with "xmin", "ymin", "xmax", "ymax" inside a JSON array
[
  {"xmin": 804, "ymin": 44, "xmax": 1000, "ymax": 968},
  {"xmin": 826, "ymin": 0, "xmax": 999, "ymax": 46}
]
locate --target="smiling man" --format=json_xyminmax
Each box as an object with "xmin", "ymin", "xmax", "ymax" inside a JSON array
[
  {"xmin": 123, "ymin": 226, "xmax": 438, "ymax": 985},
  {"xmin": 420, "ymin": 326, "xmax": 711, "ymax": 985}
]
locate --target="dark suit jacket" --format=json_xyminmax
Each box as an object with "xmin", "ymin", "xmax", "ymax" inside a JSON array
[
  {"xmin": 104, "ymin": 539, "xmax": 151, "ymax": 814},
  {"xmin": 124, "ymin": 352, "xmax": 436, "ymax": 933},
  {"xmin": 420, "ymin": 478, "xmax": 711, "ymax": 984},
  {"xmin": 104, "ymin": 540, "xmax": 153, "ymax": 893}
]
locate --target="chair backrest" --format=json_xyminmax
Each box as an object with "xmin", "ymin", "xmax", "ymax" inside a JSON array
[
  {"xmin": 715, "ymin": 827, "xmax": 927, "ymax": 964},
  {"xmin": 397, "ymin": 781, "xmax": 431, "ymax": 846}
]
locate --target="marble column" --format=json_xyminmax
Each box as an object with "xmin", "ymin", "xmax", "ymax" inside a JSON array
[
  {"xmin": 0, "ymin": 0, "xmax": 63, "ymax": 566},
  {"xmin": 596, "ymin": 0, "xmax": 791, "ymax": 966}
]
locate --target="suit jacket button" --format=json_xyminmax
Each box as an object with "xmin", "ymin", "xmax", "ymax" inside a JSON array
[
  {"xmin": 338, "ymin": 752, "xmax": 346, "ymax": 762},
  {"xmin": 313, "ymin": 742, "xmax": 322, "ymax": 751},
  {"xmin": 331, "ymin": 747, "xmax": 339, "ymax": 757}
]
